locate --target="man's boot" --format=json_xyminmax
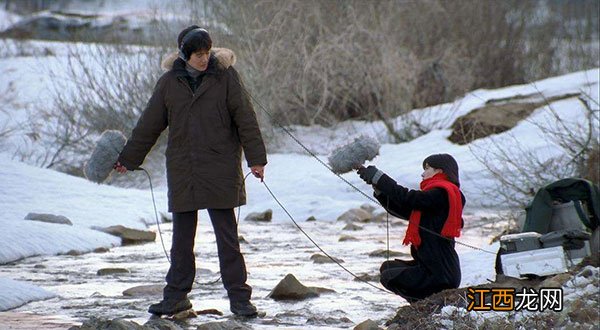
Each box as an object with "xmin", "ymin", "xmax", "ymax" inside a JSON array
[
  {"xmin": 148, "ymin": 297, "xmax": 192, "ymax": 316},
  {"xmin": 230, "ymin": 300, "xmax": 258, "ymax": 317}
]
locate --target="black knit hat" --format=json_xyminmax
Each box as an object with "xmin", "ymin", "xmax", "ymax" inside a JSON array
[
  {"xmin": 177, "ymin": 25, "xmax": 212, "ymax": 60},
  {"xmin": 423, "ymin": 153, "xmax": 460, "ymax": 187}
]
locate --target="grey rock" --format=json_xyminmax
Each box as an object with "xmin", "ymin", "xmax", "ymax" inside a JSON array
[
  {"xmin": 360, "ymin": 203, "xmax": 377, "ymax": 214},
  {"xmin": 143, "ymin": 318, "xmax": 183, "ymax": 330},
  {"xmin": 75, "ymin": 317, "xmax": 144, "ymax": 330},
  {"xmin": 387, "ymin": 324, "xmax": 401, "ymax": 330},
  {"xmin": 310, "ymin": 253, "xmax": 344, "ymax": 264},
  {"xmin": 97, "ymin": 268, "xmax": 130, "ymax": 276},
  {"xmin": 373, "ymin": 212, "xmax": 403, "ymax": 223},
  {"xmin": 93, "ymin": 247, "xmax": 110, "ymax": 253},
  {"xmin": 34, "ymin": 264, "xmax": 46, "ymax": 269},
  {"xmin": 354, "ymin": 319, "xmax": 382, "ymax": 330},
  {"xmin": 197, "ymin": 320, "xmax": 251, "ymax": 330},
  {"xmin": 122, "ymin": 284, "xmax": 163, "ymax": 297},
  {"xmin": 65, "ymin": 250, "xmax": 84, "ymax": 256},
  {"xmin": 337, "ymin": 208, "xmax": 372, "ymax": 222},
  {"xmin": 343, "ymin": 223, "xmax": 363, "ymax": 231},
  {"xmin": 353, "ymin": 273, "xmax": 380, "ymax": 282},
  {"xmin": 94, "ymin": 225, "xmax": 156, "ymax": 245},
  {"xmin": 306, "ymin": 316, "xmax": 353, "ymax": 326},
  {"xmin": 368, "ymin": 249, "xmax": 409, "ymax": 258},
  {"xmin": 339, "ymin": 235, "xmax": 359, "ymax": 242},
  {"xmin": 244, "ymin": 209, "xmax": 272, "ymax": 222},
  {"xmin": 24, "ymin": 212, "xmax": 72, "ymax": 225},
  {"xmin": 268, "ymin": 273, "xmax": 333, "ymax": 300}
]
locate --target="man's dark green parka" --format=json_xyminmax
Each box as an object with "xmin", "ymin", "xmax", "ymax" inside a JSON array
[{"xmin": 118, "ymin": 48, "xmax": 267, "ymax": 212}]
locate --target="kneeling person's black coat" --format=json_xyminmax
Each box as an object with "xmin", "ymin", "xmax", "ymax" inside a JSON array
[{"xmin": 373, "ymin": 174, "xmax": 465, "ymax": 302}]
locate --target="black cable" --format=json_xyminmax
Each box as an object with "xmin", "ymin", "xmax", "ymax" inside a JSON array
[
  {"xmin": 139, "ymin": 167, "xmax": 171, "ymax": 263},
  {"xmin": 261, "ymin": 180, "xmax": 392, "ymax": 294},
  {"xmin": 229, "ymin": 71, "xmax": 497, "ymax": 256}
]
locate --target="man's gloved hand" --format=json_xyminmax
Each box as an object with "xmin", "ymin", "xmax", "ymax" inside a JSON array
[{"xmin": 357, "ymin": 165, "xmax": 384, "ymax": 185}]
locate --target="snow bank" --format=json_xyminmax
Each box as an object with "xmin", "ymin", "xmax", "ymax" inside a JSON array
[
  {"xmin": 0, "ymin": 157, "xmax": 167, "ymax": 264},
  {"xmin": 0, "ymin": 278, "xmax": 55, "ymax": 312}
]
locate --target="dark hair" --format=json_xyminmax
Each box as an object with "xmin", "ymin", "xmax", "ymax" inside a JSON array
[
  {"xmin": 177, "ymin": 25, "xmax": 212, "ymax": 60},
  {"xmin": 423, "ymin": 153, "xmax": 460, "ymax": 187}
]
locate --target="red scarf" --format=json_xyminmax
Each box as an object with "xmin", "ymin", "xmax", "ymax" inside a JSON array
[{"xmin": 402, "ymin": 173, "xmax": 463, "ymax": 248}]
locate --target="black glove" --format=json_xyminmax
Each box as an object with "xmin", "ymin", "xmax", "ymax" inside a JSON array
[{"xmin": 357, "ymin": 165, "xmax": 383, "ymax": 185}]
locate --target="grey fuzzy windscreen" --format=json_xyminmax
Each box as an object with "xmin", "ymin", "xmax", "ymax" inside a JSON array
[
  {"xmin": 328, "ymin": 135, "xmax": 380, "ymax": 174},
  {"xmin": 84, "ymin": 130, "xmax": 127, "ymax": 183}
]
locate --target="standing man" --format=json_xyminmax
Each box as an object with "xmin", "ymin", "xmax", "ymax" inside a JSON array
[{"xmin": 114, "ymin": 25, "xmax": 267, "ymax": 317}]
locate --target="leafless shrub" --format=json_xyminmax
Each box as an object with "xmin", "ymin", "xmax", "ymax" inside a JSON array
[
  {"xmin": 199, "ymin": 0, "xmax": 596, "ymax": 134},
  {"xmin": 206, "ymin": 0, "xmax": 420, "ymax": 130},
  {"xmin": 34, "ymin": 42, "xmax": 169, "ymax": 187},
  {"xmin": 471, "ymin": 87, "xmax": 599, "ymax": 209}
]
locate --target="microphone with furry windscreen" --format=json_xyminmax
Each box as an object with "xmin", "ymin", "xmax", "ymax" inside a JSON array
[
  {"xmin": 84, "ymin": 130, "xmax": 127, "ymax": 183},
  {"xmin": 328, "ymin": 135, "xmax": 381, "ymax": 174}
]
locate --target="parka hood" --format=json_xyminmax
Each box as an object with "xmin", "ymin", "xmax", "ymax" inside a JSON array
[{"xmin": 160, "ymin": 47, "xmax": 237, "ymax": 71}]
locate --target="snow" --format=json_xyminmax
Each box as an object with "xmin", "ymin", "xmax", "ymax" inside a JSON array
[
  {"xmin": 0, "ymin": 278, "xmax": 55, "ymax": 311},
  {"xmin": 0, "ymin": 9, "xmax": 21, "ymax": 31},
  {"xmin": 0, "ymin": 38, "xmax": 598, "ymax": 317},
  {"xmin": 0, "ymin": 157, "xmax": 166, "ymax": 264}
]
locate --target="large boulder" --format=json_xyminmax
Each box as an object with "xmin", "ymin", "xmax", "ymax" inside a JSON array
[
  {"xmin": 94, "ymin": 225, "xmax": 156, "ymax": 245},
  {"xmin": 267, "ymin": 274, "xmax": 334, "ymax": 300},
  {"xmin": 24, "ymin": 212, "xmax": 72, "ymax": 225},
  {"xmin": 448, "ymin": 93, "xmax": 579, "ymax": 145}
]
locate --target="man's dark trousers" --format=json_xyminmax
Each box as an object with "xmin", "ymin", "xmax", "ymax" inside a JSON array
[{"xmin": 163, "ymin": 209, "xmax": 251, "ymax": 302}]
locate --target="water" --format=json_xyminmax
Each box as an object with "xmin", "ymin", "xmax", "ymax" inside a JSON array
[{"xmin": 1, "ymin": 217, "xmax": 412, "ymax": 329}]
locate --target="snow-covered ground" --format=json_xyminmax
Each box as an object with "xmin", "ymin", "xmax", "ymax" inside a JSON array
[{"xmin": 0, "ymin": 36, "xmax": 598, "ymax": 325}]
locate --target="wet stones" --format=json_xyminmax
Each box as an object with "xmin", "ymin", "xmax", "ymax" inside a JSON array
[
  {"xmin": 339, "ymin": 235, "xmax": 359, "ymax": 242},
  {"xmin": 310, "ymin": 253, "xmax": 344, "ymax": 264},
  {"xmin": 122, "ymin": 284, "xmax": 163, "ymax": 297},
  {"xmin": 24, "ymin": 212, "xmax": 72, "ymax": 225},
  {"xmin": 197, "ymin": 320, "xmax": 250, "ymax": 330},
  {"xmin": 244, "ymin": 209, "xmax": 273, "ymax": 222},
  {"xmin": 354, "ymin": 273, "xmax": 381, "ymax": 282},
  {"xmin": 354, "ymin": 319, "xmax": 383, "ymax": 330},
  {"xmin": 93, "ymin": 225, "xmax": 156, "ymax": 245},
  {"xmin": 343, "ymin": 223, "xmax": 363, "ymax": 231},
  {"xmin": 268, "ymin": 273, "xmax": 334, "ymax": 301},
  {"xmin": 337, "ymin": 208, "xmax": 372, "ymax": 223},
  {"xmin": 368, "ymin": 249, "xmax": 409, "ymax": 258},
  {"xmin": 96, "ymin": 268, "xmax": 130, "ymax": 276},
  {"xmin": 70, "ymin": 317, "xmax": 145, "ymax": 330}
]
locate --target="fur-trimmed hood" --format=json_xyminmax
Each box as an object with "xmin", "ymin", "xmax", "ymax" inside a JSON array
[{"xmin": 160, "ymin": 47, "xmax": 237, "ymax": 71}]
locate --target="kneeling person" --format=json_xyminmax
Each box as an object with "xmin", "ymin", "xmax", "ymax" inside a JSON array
[{"xmin": 357, "ymin": 154, "xmax": 465, "ymax": 302}]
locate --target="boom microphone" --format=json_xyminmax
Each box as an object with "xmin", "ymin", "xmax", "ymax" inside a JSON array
[
  {"xmin": 328, "ymin": 135, "xmax": 380, "ymax": 174},
  {"xmin": 84, "ymin": 130, "xmax": 127, "ymax": 183}
]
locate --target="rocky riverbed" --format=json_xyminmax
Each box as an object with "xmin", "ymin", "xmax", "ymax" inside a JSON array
[{"xmin": 0, "ymin": 210, "xmax": 500, "ymax": 329}]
